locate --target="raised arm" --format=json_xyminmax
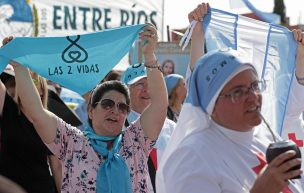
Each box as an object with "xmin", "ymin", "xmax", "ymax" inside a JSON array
[
  {"xmin": 293, "ymin": 29, "xmax": 304, "ymax": 86},
  {"xmin": 13, "ymin": 64, "xmax": 57, "ymax": 143},
  {"xmin": 48, "ymin": 155, "xmax": 62, "ymax": 193},
  {"xmin": 189, "ymin": 3, "xmax": 208, "ymax": 71},
  {"xmin": 139, "ymin": 25, "xmax": 168, "ymax": 140},
  {"xmin": 2, "ymin": 36, "xmax": 59, "ymax": 144},
  {"xmin": 0, "ymin": 76, "xmax": 6, "ymax": 116},
  {"xmin": 0, "ymin": 37, "xmax": 13, "ymax": 116}
]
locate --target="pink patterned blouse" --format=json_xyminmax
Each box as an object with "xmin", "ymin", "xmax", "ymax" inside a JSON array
[{"xmin": 46, "ymin": 117, "xmax": 155, "ymax": 193}]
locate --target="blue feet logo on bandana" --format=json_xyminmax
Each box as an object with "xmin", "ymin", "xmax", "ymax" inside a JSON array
[{"xmin": 62, "ymin": 35, "xmax": 88, "ymax": 63}]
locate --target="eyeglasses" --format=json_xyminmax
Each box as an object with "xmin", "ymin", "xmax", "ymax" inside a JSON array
[
  {"xmin": 132, "ymin": 82, "xmax": 148, "ymax": 90},
  {"xmin": 95, "ymin": 99, "xmax": 130, "ymax": 114},
  {"xmin": 218, "ymin": 80, "xmax": 266, "ymax": 103}
]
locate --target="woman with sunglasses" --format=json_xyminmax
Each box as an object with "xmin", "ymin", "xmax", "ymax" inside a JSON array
[
  {"xmin": 0, "ymin": 63, "xmax": 61, "ymax": 193},
  {"xmin": 5, "ymin": 24, "xmax": 167, "ymax": 193}
]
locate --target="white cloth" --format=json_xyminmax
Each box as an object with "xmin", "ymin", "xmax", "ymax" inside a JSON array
[
  {"xmin": 158, "ymin": 121, "xmax": 303, "ymax": 193},
  {"xmin": 205, "ymin": 8, "xmax": 297, "ymax": 135},
  {"xmin": 282, "ymin": 77, "xmax": 304, "ymax": 174},
  {"xmin": 157, "ymin": 63, "xmax": 252, "ymax": 174},
  {"xmin": 185, "ymin": 65, "xmax": 191, "ymax": 90}
]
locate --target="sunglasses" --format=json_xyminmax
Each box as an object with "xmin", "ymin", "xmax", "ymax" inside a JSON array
[{"xmin": 95, "ymin": 99, "xmax": 130, "ymax": 114}]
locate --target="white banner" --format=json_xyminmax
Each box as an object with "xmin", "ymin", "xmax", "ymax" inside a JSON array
[{"xmin": 0, "ymin": 0, "xmax": 163, "ymax": 38}]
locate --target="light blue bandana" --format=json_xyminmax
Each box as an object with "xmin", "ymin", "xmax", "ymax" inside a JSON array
[
  {"xmin": 0, "ymin": 24, "xmax": 145, "ymax": 95},
  {"xmin": 83, "ymin": 126, "xmax": 131, "ymax": 193},
  {"xmin": 241, "ymin": 0, "xmax": 280, "ymax": 24}
]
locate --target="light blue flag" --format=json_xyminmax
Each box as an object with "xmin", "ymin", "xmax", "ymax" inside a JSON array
[
  {"xmin": 0, "ymin": 24, "xmax": 145, "ymax": 95},
  {"xmin": 241, "ymin": 0, "xmax": 280, "ymax": 24},
  {"xmin": 0, "ymin": 0, "xmax": 33, "ymax": 22},
  {"xmin": 0, "ymin": 0, "xmax": 33, "ymax": 39},
  {"xmin": 203, "ymin": 8, "xmax": 297, "ymax": 135}
]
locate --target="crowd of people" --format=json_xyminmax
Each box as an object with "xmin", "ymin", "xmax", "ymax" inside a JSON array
[{"xmin": 1, "ymin": 2, "xmax": 304, "ymax": 193}]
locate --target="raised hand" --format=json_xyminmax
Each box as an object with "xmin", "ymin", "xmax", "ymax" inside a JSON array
[
  {"xmin": 2, "ymin": 36, "xmax": 20, "ymax": 68},
  {"xmin": 2, "ymin": 35, "xmax": 13, "ymax": 47},
  {"xmin": 188, "ymin": 2, "xmax": 209, "ymax": 23},
  {"xmin": 188, "ymin": 2, "xmax": 209, "ymax": 71},
  {"xmin": 139, "ymin": 24, "xmax": 158, "ymax": 62},
  {"xmin": 293, "ymin": 29, "xmax": 304, "ymax": 85}
]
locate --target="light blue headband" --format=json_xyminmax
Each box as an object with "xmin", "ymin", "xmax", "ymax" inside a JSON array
[
  {"xmin": 0, "ymin": 24, "xmax": 146, "ymax": 95},
  {"xmin": 186, "ymin": 49, "xmax": 252, "ymax": 114},
  {"xmin": 164, "ymin": 74, "xmax": 184, "ymax": 95}
]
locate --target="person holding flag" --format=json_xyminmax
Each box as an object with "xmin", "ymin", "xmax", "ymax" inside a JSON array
[
  {"xmin": 2, "ymin": 24, "xmax": 168, "ymax": 193},
  {"xmin": 0, "ymin": 63, "xmax": 61, "ymax": 193},
  {"xmin": 157, "ymin": 3, "xmax": 304, "ymax": 193}
]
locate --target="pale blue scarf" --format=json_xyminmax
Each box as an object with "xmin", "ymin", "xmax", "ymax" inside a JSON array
[
  {"xmin": 0, "ymin": 24, "xmax": 145, "ymax": 95},
  {"xmin": 83, "ymin": 126, "xmax": 132, "ymax": 193}
]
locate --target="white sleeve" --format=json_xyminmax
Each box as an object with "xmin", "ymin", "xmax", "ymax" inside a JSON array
[
  {"xmin": 160, "ymin": 145, "xmax": 221, "ymax": 193},
  {"xmin": 285, "ymin": 77, "xmax": 304, "ymax": 119},
  {"xmin": 155, "ymin": 119, "xmax": 176, "ymax": 163},
  {"xmin": 185, "ymin": 65, "xmax": 192, "ymax": 90}
]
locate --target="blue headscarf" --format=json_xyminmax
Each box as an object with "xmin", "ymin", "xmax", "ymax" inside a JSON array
[
  {"xmin": 186, "ymin": 49, "xmax": 253, "ymax": 114},
  {"xmin": 164, "ymin": 74, "xmax": 184, "ymax": 96},
  {"xmin": 83, "ymin": 126, "xmax": 131, "ymax": 193}
]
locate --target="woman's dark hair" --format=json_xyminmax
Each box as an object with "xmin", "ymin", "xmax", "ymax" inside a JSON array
[
  {"xmin": 87, "ymin": 80, "xmax": 130, "ymax": 127},
  {"xmin": 0, "ymin": 73, "xmax": 14, "ymax": 84},
  {"xmin": 101, "ymin": 70, "xmax": 121, "ymax": 83}
]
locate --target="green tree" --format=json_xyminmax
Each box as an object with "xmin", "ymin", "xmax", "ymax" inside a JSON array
[{"xmin": 273, "ymin": 0, "xmax": 286, "ymax": 25}]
